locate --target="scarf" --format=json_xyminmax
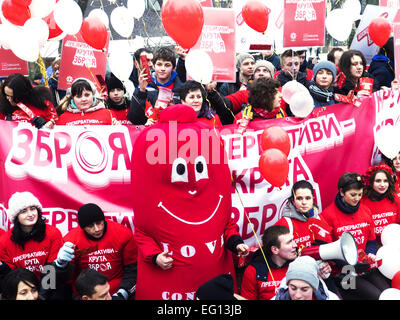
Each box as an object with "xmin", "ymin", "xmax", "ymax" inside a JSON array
[
  {"xmin": 334, "ymin": 192, "xmax": 360, "ymax": 214},
  {"xmin": 308, "ymin": 82, "xmax": 334, "ymax": 103}
]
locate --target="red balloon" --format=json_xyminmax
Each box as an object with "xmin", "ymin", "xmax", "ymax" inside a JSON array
[
  {"xmin": 260, "ymin": 126, "xmax": 291, "ymax": 156},
  {"xmin": 368, "ymin": 17, "xmax": 392, "ymax": 47},
  {"xmin": 12, "ymin": 0, "xmax": 32, "ymax": 5},
  {"xmin": 161, "ymin": 0, "xmax": 204, "ymax": 49},
  {"xmin": 242, "ymin": 0, "xmax": 271, "ymax": 33},
  {"xmin": 81, "ymin": 16, "xmax": 108, "ymax": 50},
  {"xmin": 259, "ymin": 148, "xmax": 289, "ymax": 187},
  {"xmin": 392, "ymin": 270, "xmax": 400, "ymax": 289},
  {"xmin": 1, "ymin": 0, "xmax": 31, "ymax": 26},
  {"xmin": 43, "ymin": 12, "xmax": 63, "ymax": 40}
]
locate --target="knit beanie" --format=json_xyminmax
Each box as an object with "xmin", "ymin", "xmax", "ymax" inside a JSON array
[
  {"xmin": 77, "ymin": 203, "xmax": 105, "ymax": 229},
  {"xmin": 254, "ymin": 60, "xmax": 275, "ymax": 77},
  {"xmin": 106, "ymin": 74, "xmax": 125, "ymax": 93},
  {"xmin": 286, "ymin": 256, "xmax": 319, "ymax": 291},
  {"xmin": 196, "ymin": 274, "xmax": 236, "ymax": 300},
  {"xmin": 236, "ymin": 53, "xmax": 255, "ymax": 70},
  {"xmin": 312, "ymin": 61, "xmax": 337, "ymax": 82},
  {"xmin": 7, "ymin": 192, "xmax": 42, "ymax": 223}
]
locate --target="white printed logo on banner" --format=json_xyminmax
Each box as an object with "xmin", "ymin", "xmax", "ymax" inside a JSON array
[{"xmin": 5, "ymin": 124, "xmax": 133, "ymax": 189}]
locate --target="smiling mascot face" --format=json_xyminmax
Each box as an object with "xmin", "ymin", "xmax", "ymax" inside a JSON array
[{"xmin": 131, "ymin": 105, "xmax": 237, "ymax": 300}]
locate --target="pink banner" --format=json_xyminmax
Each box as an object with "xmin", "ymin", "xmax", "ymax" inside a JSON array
[
  {"xmin": 190, "ymin": 8, "xmax": 236, "ymax": 82},
  {"xmin": 283, "ymin": 0, "xmax": 326, "ymax": 47},
  {"xmin": 58, "ymin": 31, "xmax": 110, "ymax": 90},
  {"xmin": 0, "ymin": 48, "xmax": 29, "ymax": 77},
  {"xmin": 0, "ymin": 93, "xmax": 386, "ymax": 247}
]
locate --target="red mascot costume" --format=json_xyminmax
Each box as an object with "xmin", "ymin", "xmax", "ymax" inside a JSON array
[{"xmin": 131, "ymin": 104, "xmax": 240, "ymax": 300}]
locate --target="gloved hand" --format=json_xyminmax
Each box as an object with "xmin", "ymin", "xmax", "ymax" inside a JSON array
[
  {"xmin": 56, "ymin": 242, "xmax": 75, "ymax": 268},
  {"xmin": 31, "ymin": 116, "xmax": 47, "ymax": 129},
  {"xmin": 112, "ymin": 288, "xmax": 129, "ymax": 300}
]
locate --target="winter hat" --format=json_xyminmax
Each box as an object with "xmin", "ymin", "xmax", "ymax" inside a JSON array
[
  {"xmin": 236, "ymin": 53, "xmax": 255, "ymax": 70},
  {"xmin": 286, "ymin": 256, "xmax": 320, "ymax": 291},
  {"xmin": 312, "ymin": 60, "xmax": 337, "ymax": 82},
  {"xmin": 7, "ymin": 192, "xmax": 42, "ymax": 223},
  {"xmin": 106, "ymin": 74, "xmax": 125, "ymax": 93},
  {"xmin": 77, "ymin": 203, "xmax": 105, "ymax": 229},
  {"xmin": 254, "ymin": 60, "xmax": 275, "ymax": 77},
  {"xmin": 196, "ymin": 274, "xmax": 238, "ymax": 300}
]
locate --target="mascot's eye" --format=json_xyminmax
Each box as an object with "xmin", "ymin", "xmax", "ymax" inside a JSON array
[
  {"xmin": 194, "ymin": 156, "xmax": 208, "ymax": 181},
  {"xmin": 171, "ymin": 158, "xmax": 188, "ymax": 183}
]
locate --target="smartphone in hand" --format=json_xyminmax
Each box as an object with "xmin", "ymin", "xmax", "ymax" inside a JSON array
[{"xmin": 140, "ymin": 55, "xmax": 153, "ymax": 83}]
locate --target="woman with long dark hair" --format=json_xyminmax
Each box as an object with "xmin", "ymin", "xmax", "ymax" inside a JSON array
[
  {"xmin": 1, "ymin": 268, "xmax": 41, "ymax": 300},
  {"xmin": 0, "ymin": 73, "xmax": 58, "ymax": 128},
  {"xmin": 0, "ymin": 192, "xmax": 64, "ymax": 282},
  {"xmin": 361, "ymin": 164, "xmax": 400, "ymax": 246}
]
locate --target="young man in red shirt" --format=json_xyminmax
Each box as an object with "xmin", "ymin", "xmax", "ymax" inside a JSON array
[{"xmin": 55, "ymin": 203, "xmax": 138, "ymax": 300}]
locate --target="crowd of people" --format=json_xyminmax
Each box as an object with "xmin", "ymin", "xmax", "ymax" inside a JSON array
[{"xmin": 0, "ymin": 35, "xmax": 399, "ymax": 301}]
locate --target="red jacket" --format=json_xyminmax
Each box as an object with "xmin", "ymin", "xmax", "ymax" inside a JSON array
[
  {"xmin": 12, "ymin": 100, "xmax": 58, "ymax": 124},
  {"xmin": 63, "ymin": 220, "xmax": 138, "ymax": 295},
  {"xmin": 57, "ymin": 108, "xmax": 114, "ymax": 126},
  {"xmin": 275, "ymin": 216, "xmax": 333, "ymax": 251},
  {"xmin": 0, "ymin": 224, "xmax": 63, "ymax": 279},
  {"xmin": 241, "ymin": 250, "xmax": 291, "ymax": 300}
]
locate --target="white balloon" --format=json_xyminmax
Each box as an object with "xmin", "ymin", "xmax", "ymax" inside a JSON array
[
  {"xmin": 281, "ymin": 80, "xmax": 309, "ymax": 105},
  {"xmin": 131, "ymin": 36, "xmax": 145, "ymax": 52},
  {"xmin": 185, "ymin": 50, "xmax": 214, "ymax": 84},
  {"xmin": 379, "ymin": 288, "xmax": 400, "ymax": 300},
  {"xmin": 342, "ymin": 0, "xmax": 361, "ymax": 22},
  {"xmin": 54, "ymin": 0, "xmax": 83, "ymax": 35},
  {"xmin": 381, "ymin": 224, "xmax": 400, "ymax": 247},
  {"xmin": 109, "ymin": 50, "xmax": 134, "ymax": 81},
  {"xmin": 88, "ymin": 9, "xmax": 110, "ymax": 29},
  {"xmin": 110, "ymin": 7, "xmax": 134, "ymax": 38},
  {"xmin": 375, "ymin": 125, "xmax": 400, "ymax": 160},
  {"xmin": 127, "ymin": 0, "xmax": 146, "ymax": 19},
  {"xmin": 122, "ymin": 79, "xmax": 135, "ymax": 100},
  {"xmin": 377, "ymin": 245, "xmax": 400, "ymax": 279},
  {"xmin": 29, "ymin": 0, "xmax": 56, "ymax": 18},
  {"xmin": 326, "ymin": 9, "xmax": 353, "ymax": 42},
  {"xmin": 24, "ymin": 18, "xmax": 49, "ymax": 49},
  {"xmin": 10, "ymin": 28, "xmax": 39, "ymax": 62},
  {"xmin": 289, "ymin": 91, "xmax": 314, "ymax": 118}
]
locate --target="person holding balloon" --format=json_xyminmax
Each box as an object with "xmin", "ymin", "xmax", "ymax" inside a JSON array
[
  {"xmin": 276, "ymin": 50, "xmax": 312, "ymax": 89},
  {"xmin": 56, "ymin": 78, "xmax": 116, "ymax": 126},
  {"xmin": 128, "ymin": 47, "xmax": 183, "ymax": 126},
  {"xmin": 0, "ymin": 73, "xmax": 58, "ymax": 129},
  {"xmin": 334, "ymin": 50, "xmax": 380, "ymax": 98},
  {"xmin": 319, "ymin": 172, "xmax": 390, "ymax": 300},
  {"xmin": 361, "ymin": 164, "xmax": 400, "ymax": 246}
]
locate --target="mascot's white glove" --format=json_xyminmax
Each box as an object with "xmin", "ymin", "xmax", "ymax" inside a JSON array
[{"xmin": 56, "ymin": 242, "xmax": 75, "ymax": 268}]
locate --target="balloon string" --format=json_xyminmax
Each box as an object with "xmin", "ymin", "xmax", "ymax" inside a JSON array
[
  {"xmin": 232, "ymin": 181, "xmax": 278, "ymax": 288},
  {"xmin": 35, "ymin": 54, "xmax": 49, "ymax": 87}
]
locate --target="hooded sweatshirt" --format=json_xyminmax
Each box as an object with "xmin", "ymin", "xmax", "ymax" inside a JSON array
[{"xmin": 275, "ymin": 201, "xmax": 332, "ymax": 250}]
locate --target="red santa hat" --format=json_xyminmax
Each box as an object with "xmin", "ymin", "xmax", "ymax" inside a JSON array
[{"xmin": 7, "ymin": 192, "xmax": 42, "ymax": 222}]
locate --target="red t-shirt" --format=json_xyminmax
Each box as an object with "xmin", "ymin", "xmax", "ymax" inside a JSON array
[
  {"xmin": 275, "ymin": 216, "xmax": 333, "ymax": 250},
  {"xmin": 110, "ymin": 109, "xmax": 131, "ymax": 125},
  {"xmin": 361, "ymin": 196, "xmax": 400, "ymax": 244},
  {"xmin": 56, "ymin": 109, "xmax": 114, "ymax": 126},
  {"xmin": 0, "ymin": 224, "xmax": 63, "ymax": 279},
  {"xmin": 319, "ymin": 202, "xmax": 376, "ymax": 251},
  {"xmin": 63, "ymin": 220, "xmax": 138, "ymax": 295}
]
